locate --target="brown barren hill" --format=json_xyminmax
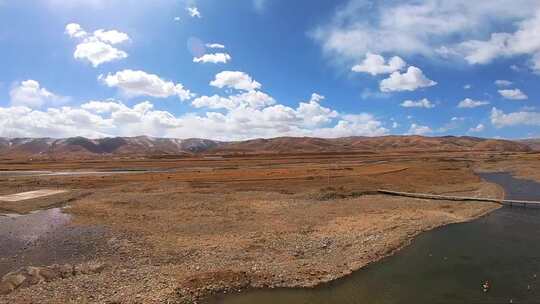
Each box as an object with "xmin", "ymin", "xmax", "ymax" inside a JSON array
[
  {"xmin": 518, "ymin": 138, "xmax": 540, "ymax": 151},
  {"xmin": 212, "ymin": 135, "xmax": 529, "ymax": 154},
  {"xmin": 0, "ymin": 135, "xmax": 530, "ymax": 160}
]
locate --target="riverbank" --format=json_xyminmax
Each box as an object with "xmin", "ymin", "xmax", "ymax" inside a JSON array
[
  {"xmin": 0, "ymin": 153, "xmax": 507, "ymax": 303},
  {"xmin": 208, "ymin": 172, "xmax": 540, "ymax": 304}
]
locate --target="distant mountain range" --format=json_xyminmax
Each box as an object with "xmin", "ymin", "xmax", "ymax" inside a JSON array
[
  {"xmin": 0, "ymin": 136, "xmax": 219, "ymax": 159},
  {"xmin": 0, "ymin": 135, "xmax": 533, "ymax": 160},
  {"xmin": 518, "ymin": 139, "xmax": 540, "ymax": 151}
]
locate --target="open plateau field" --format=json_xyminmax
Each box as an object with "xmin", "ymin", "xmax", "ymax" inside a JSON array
[{"xmin": 1, "ymin": 140, "xmax": 539, "ymax": 303}]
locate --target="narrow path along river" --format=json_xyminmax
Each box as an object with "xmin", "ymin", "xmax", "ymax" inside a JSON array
[{"xmin": 207, "ymin": 172, "xmax": 540, "ymax": 304}]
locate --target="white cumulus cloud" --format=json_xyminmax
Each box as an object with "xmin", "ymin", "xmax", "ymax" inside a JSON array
[
  {"xmin": 498, "ymin": 88, "xmax": 528, "ymax": 100},
  {"xmin": 458, "ymin": 10, "xmax": 540, "ymax": 71},
  {"xmin": 193, "ymin": 53, "xmax": 232, "ymax": 64},
  {"xmin": 312, "ymin": 114, "xmax": 388, "ymax": 138},
  {"xmin": 380, "ymin": 66, "xmax": 437, "ymax": 92},
  {"xmin": 10, "ymin": 80, "xmax": 69, "ymax": 108},
  {"xmin": 206, "ymin": 43, "xmax": 225, "ymax": 49},
  {"xmin": 93, "ymin": 29, "xmax": 130, "ymax": 44},
  {"xmin": 73, "ymin": 40, "xmax": 128, "ymax": 67},
  {"xmin": 351, "ymin": 53, "xmax": 406, "ymax": 75},
  {"xmin": 312, "ymin": 1, "xmax": 540, "ymax": 72},
  {"xmin": 0, "ymin": 106, "xmax": 113, "ymax": 138},
  {"xmin": 400, "ymin": 98, "xmax": 435, "ymax": 108},
  {"xmin": 192, "ymin": 91, "xmax": 276, "ymax": 110},
  {"xmin": 210, "ymin": 71, "xmax": 262, "ymax": 91},
  {"xmin": 65, "ymin": 23, "xmax": 87, "ymax": 38},
  {"xmin": 0, "ymin": 66, "xmax": 391, "ymax": 140},
  {"xmin": 296, "ymin": 94, "xmax": 339, "ymax": 127},
  {"xmin": 491, "ymin": 107, "xmax": 540, "ymax": 127},
  {"xmin": 0, "ymin": 92, "xmax": 388, "ymax": 140},
  {"xmin": 65, "ymin": 23, "xmax": 129, "ymax": 67},
  {"xmin": 408, "ymin": 123, "xmax": 432, "ymax": 135},
  {"xmin": 100, "ymin": 70, "xmax": 194, "ymax": 101}
]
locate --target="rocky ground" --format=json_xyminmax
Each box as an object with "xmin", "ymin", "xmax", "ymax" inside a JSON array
[{"xmin": 0, "ymin": 151, "xmax": 517, "ymax": 303}]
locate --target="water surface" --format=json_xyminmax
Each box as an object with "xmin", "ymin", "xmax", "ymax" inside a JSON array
[
  {"xmin": 208, "ymin": 172, "xmax": 540, "ymax": 304},
  {"xmin": 0, "ymin": 208, "xmax": 108, "ymax": 276}
]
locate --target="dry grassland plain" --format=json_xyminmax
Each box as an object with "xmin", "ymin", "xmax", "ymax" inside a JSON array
[{"xmin": 1, "ymin": 151, "xmax": 538, "ymax": 303}]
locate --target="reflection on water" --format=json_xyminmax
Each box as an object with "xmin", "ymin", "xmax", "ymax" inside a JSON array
[
  {"xmin": 0, "ymin": 208, "xmax": 72, "ymax": 276},
  {"xmin": 0, "ymin": 208, "xmax": 107, "ymax": 277},
  {"xmin": 0, "ymin": 208, "xmax": 71, "ymax": 242},
  {"xmin": 208, "ymin": 173, "xmax": 540, "ymax": 304}
]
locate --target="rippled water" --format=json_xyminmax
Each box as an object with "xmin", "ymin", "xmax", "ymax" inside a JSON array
[{"xmin": 208, "ymin": 172, "xmax": 540, "ymax": 304}]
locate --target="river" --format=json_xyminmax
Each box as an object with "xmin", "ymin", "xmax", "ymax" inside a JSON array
[{"xmin": 207, "ymin": 172, "xmax": 540, "ymax": 304}]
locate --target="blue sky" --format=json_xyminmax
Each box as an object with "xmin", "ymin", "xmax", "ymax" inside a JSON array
[{"xmin": 0, "ymin": 0, "xmax": 539, "ymax": 140}]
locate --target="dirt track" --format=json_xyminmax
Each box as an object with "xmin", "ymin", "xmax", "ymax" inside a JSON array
[{"xmin": 1, "ymin": 151, "xmax": 534, "ymax": 303}]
